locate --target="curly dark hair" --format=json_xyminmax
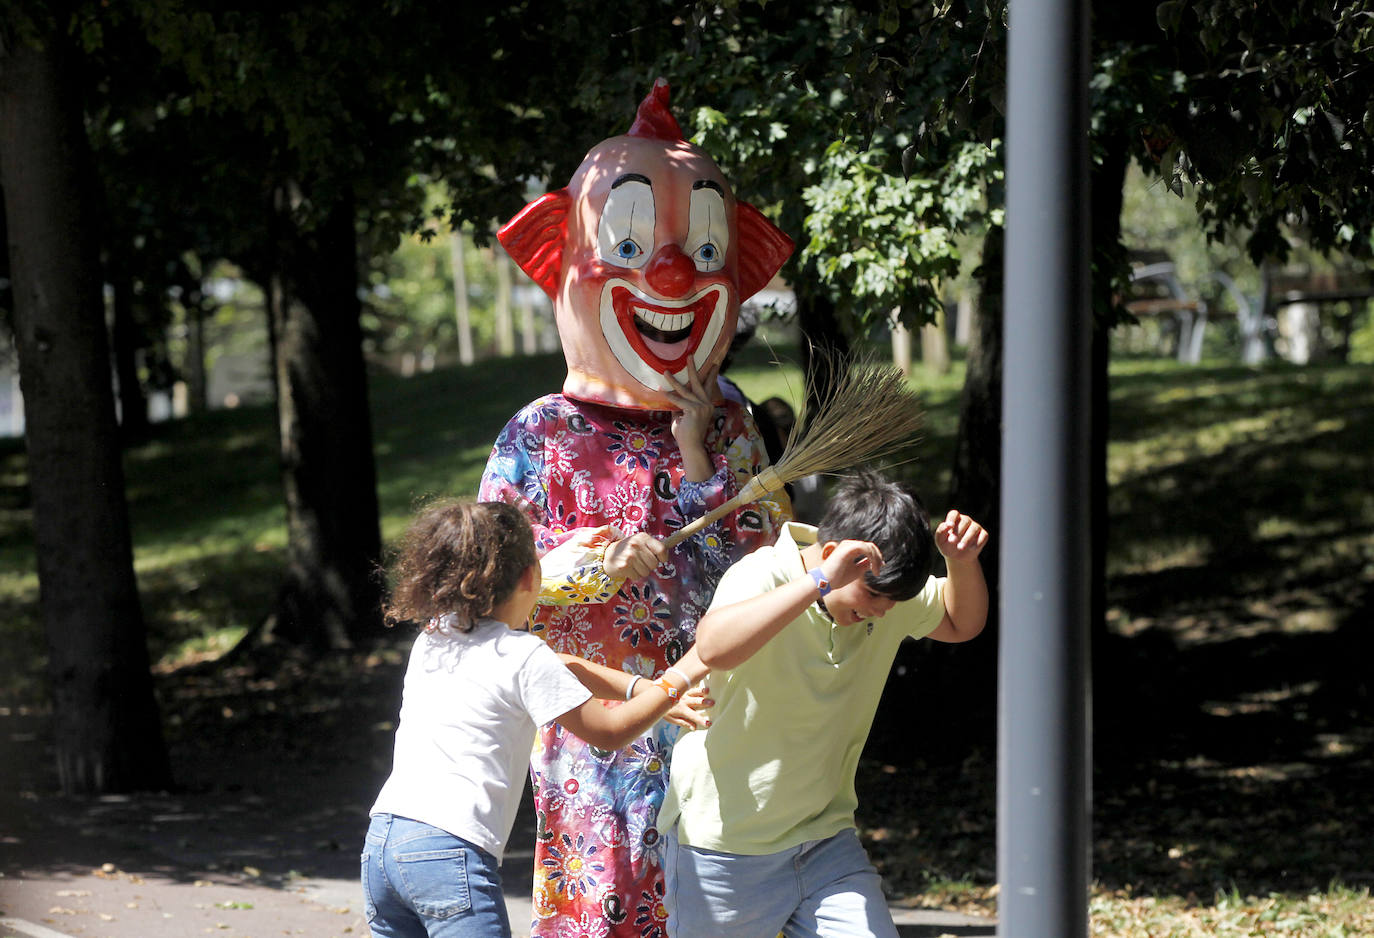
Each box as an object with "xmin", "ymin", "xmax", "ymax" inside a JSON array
[{"xmin": 383, "ymin": 499, "xmax": 538, "ymax": 632}]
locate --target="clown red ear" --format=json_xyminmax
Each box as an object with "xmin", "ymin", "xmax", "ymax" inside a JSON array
[
  {"xmin": 736, "ymin": 202, "xmax": 794, "ymax": 301},
  {"xmin": 498, "ymin": 189, "xmax": 573, "ymax": 300}
]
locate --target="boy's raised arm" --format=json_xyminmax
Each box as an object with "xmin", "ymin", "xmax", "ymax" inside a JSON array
[
  {"xmin": 696, "ymin": 540, "xmax": 880, "ymax": 670},
  {"xmin": 926, "ymin": 510, "xmax": 990, "ymax": 643}
]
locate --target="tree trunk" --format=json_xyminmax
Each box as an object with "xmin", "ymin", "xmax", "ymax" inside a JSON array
[
  {"xmin": 1088, "ymin": 136, "xmax": 1133, "ymax": 755},
  {"xmin": 179, "ymin": 263, "xmax": 209, "ymax": 414},
  {"xmin": 450, "ymin": 232, "xmax": 474, "ymax": 365},
  {"xmin": 928, "ymin": 226, "xmax": 1006, "ymax": 752},
  {"xmin": 920, "ymin": 303, "xmax": 951, "ymax": 375},
  {"xmin": 184, "ymin": 294, "xmax": 208, "ymax": 413},
  {"xmin": 891, "ymin": 318, "xmax": 913, "ymax": 375},
  {"xmin": 950, "ymin": 226, "xmax": 1005, "ymax": 575},
  {"xmin": 108, "ymin": 245, "xmax": 150, "ymax": 440},
  {"xmin": 869, "ymin": 231, "xmax": 1004, "ymax": 760},
  {"xmin": 795, "ymin": 280, "xmax": 850, "ymax": 415},
  {"xmin": 1089, "ymin": 136, "xmax": 1129, "ymax": 644},
  {"xmin": 494, "ymin": 248, "xmax": 514, "ymax": 357},
  {"xmin": 520, "ymin": 290, "xmax": 537, "ymax": 356},
  {"xmin": 261, "ymin": 187, "xmax": 383, "ymax": 651},
  {"xmin": 0, "ymin": 28, "xmax": 171, "ymax": 794}
]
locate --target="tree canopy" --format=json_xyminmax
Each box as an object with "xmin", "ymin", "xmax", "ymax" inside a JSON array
[
  {"xmin": 5, "ymin": 0, "xmax": 1373, "ymax": 792},
  {"xmin": 1147, "ymin": 0, "xmax": 1374, "ymax": 262}
]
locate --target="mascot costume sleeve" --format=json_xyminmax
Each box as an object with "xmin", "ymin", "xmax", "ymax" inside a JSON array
[{"xmin": 478, "ymin": 79, "xmax": 794, "ymax": 936}]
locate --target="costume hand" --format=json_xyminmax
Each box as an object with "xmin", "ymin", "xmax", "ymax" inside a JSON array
[
  {"xmin": 664, "ymin": 682, "xmax": 714, "ymax": 731},
  {"xmin": 936, "ymin": 510, "xmax": 989, "ymax": 563},
  {"xmin": 819, "ymin": 540, "xmax": 883, "ymax": 589},
  {"xmin": 604, "ymin": 532, "xmax": 668, "ymax": 581},
  {"xmin": 663, "ymin": 359, "xmax": 720, "ymax": 449}
]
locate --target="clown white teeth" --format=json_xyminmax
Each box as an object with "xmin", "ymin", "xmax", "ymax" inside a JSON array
[{"xmin": 633, "ymin": 307, "xmax": 694, "ymax": 340}]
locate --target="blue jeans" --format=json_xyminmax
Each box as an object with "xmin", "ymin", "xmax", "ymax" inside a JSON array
[
  {"xmin": 362, "ymin": 814, "xmax": 512, "ymax": 938},
  {"xmin": 663, "ymin": 828, "xmax": 898, "ymax": 938}
]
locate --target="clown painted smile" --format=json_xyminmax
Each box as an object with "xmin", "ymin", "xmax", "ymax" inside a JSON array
[{"xmin": 600, "ymin": 279, "xmax": 728, "ymax": 391}]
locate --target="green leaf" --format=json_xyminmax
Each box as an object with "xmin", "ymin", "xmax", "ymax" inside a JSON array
[
  {"xmin": 1156, "ymin": 1, "xmax": 1185, "ymax": 32},
  {"xmin": 879, "ymin": 1, "xmax": 901, "ymax": 35}
]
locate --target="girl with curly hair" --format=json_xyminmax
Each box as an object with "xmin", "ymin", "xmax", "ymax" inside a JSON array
[{"xmin": 362, "ymin": 500, "xmax": 710, "ymax": 938}]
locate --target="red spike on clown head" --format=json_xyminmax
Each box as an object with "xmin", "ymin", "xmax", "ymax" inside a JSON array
[
  {"xmin": 627, "ymin": 78, "xmax": 685, "ymax": 141},
  {"xmin": 498, "ymin": 78, "xmax": 794, "ymax": 410}
]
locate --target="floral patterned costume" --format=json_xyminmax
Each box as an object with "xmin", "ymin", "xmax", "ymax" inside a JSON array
[{"xmin": 479, "ymin": 392, "xmax": 788, "ymax": 938}]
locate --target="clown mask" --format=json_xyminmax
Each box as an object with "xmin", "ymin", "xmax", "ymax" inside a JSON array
[{"xmin": 499, "ymin": 79, "xmax": 793, "ymax": 410}]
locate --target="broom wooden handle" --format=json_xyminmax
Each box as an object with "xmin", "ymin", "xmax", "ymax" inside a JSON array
[{"xmin": 662, "ymin": 466, "xmax": 786, "ymax": 550}]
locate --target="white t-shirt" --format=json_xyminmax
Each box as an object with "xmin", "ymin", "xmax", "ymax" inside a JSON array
[{"xmin": 370, "ymin": 617, "xmax": 592, "ymax": 861}]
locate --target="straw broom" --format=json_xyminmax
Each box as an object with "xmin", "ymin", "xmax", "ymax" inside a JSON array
[{"xmin": 662, "ymin": 351, "xmax": 923, "ymax": 550}]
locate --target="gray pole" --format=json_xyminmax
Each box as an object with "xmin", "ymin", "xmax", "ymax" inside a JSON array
[{"xmin": 998, "ymin": 0, "xmax": 1092, "ymax": 934}]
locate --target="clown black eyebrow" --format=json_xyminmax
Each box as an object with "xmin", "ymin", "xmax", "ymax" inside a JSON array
[
  {"xmin": 693, "ymin": 180, "xmax": 725, "ymax": 195},
  {"xmin": 611, "ymin": 173, "xmax": 652, "ymax": 189}
]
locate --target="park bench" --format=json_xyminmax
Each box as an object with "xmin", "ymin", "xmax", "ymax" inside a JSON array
[{"xmin": 1124, "ymin": 250, "xmax": 1371, "ymax": 364}]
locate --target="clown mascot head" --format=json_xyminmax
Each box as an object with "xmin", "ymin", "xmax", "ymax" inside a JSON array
[
  {"xmin": 476, "ymin": 80, "xmax": 794, "ymax": 937},
  {"xmin": 499, "ymin": 77, "xmax": 793, "ymax": 409}
]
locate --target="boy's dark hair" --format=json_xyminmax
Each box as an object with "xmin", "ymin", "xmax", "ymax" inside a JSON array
[
  {"xmin": 384, "ymin": 500, "xmax": 537, "ymax": 631},
  {"xmin": 817, "ymin": 469, "xmax": 933, "ymax": 601}
]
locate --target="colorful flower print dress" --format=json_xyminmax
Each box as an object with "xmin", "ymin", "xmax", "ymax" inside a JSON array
[{"xmin": 478, "ymin": 393, "xmax": 789, "ymax": 938}]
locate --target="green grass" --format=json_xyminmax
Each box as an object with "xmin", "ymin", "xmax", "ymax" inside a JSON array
[
  {"xmin": 1088, "ymin": 883, "xmax": 1374, "ymax": 937},
  {"xmin": 2, "ymin": 349, "xmax": 1366, "ymax": 690},
  {"xmin": 0, "ymin": 343, "xmax": 960, "ymax": 701},
  {"xmin": 1105, "ymin": 358, "xmax": 1374, "ymax": 644},
  {"xmin": 2, "ymin": 347, "xmax": 1372, "ymax": 936}
]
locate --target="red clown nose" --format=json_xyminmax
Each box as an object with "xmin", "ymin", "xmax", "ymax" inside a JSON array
[{"xmin": 644, "ymin": 244, "xmax": 696, "ymax": 297}]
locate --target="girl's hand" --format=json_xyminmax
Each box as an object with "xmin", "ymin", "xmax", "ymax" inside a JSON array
[
  {"xmin": 935, "ymin": 510, "xmax": 989, "ymax": 563},
  {"xmin": 604, "ymin": 532, "xmax": 669, "ymax": 581},
  {"xmin": 663, "ymin": 682, "xmax": 714, "ymax": 731}
]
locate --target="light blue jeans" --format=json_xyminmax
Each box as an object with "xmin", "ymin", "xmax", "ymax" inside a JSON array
[
  {"xmin": 362, "ymin": 813, "xmax": 512, "ymax": 938},
  {"xmin": 663, "ymin": 827, "xmax": 898, "ymax": 938}
]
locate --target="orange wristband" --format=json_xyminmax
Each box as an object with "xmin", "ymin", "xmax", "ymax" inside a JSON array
[{"xmin": 651, "ymin": 676, "xmax": 681, "ymax": 700}]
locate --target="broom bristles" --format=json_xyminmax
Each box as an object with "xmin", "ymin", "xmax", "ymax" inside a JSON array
[
  {"xmin": 772, "ymin": 354, "xmax": 922, "ymax": 481},
  {"xmin": 662, "ymin": 351, "xmax": 922, "ymax": 549}
]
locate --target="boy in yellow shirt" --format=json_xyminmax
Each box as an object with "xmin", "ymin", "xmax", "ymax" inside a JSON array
[{"xmin": 658, "ymin": 469, "xmax": 989, "ymax": 938}]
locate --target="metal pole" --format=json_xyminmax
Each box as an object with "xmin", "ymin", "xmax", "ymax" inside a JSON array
[{"xmin": 998, "ymin": 0, "xmax": 1092, "ymax": 934}]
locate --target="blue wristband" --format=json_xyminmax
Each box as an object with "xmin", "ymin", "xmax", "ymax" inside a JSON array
[{"xmin": 808, "ymin": 567, "xmax": 832, "ymax": 597}]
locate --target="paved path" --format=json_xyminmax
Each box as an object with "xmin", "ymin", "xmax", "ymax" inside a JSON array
[{"xmin": 0, "ymin": 785, "xmax": 995, "ymax": 938}]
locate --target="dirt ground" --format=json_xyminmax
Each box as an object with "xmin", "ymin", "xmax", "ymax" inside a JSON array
[
  {"xmin": 0, "ymin": 645, "xmax": 997, "ymax": 938},
  {"xmin": 8, "ymin": 572, "xmax": 1369, "ymax": 938}
]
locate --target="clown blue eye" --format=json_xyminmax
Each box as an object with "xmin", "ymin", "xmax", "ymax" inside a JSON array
[
  {"xmin": 615, "ymin": 239, "xmax": 642, "ymax": 259},
  {"xmin": 697, "ymin": 243, "xmax": 718, "ymax": 262}
]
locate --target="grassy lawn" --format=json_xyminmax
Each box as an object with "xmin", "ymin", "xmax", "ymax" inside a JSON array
[{"xmin": 1, "ymin": 347, "xmax": 1371, "ymax": 935}]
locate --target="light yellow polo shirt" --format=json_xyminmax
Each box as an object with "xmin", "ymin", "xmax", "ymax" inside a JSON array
[{"xmin": 659, "ymin": 522, "xmax": 945, "ymax": 855}]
